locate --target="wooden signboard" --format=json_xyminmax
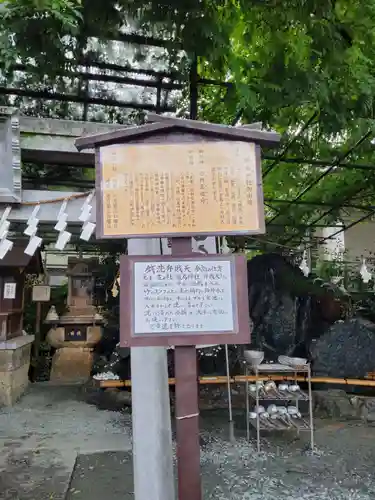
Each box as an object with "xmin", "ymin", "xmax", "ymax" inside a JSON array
[
  {"xmin": 32, "ymin": 285, "xmax": 51, "ymax": 302},
  {"xmin": 75, "ymin": 117, "xmax": 280, "ymax": 500},
  {"xmin": 120, "ymin": 253, "xmax": 250, "ymax": 348},
  {"xmin": 97, "ymin": 141, "xmax": 264, "ymax": 239}
]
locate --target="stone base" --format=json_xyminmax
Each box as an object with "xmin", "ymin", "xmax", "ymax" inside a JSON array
[
  {"xmin": 0, "ymin": 335, "xmax": 34, "ymax": 406},
  {"xmin": 50, "ymin": 347, "xmax": 93, "ymax": 383}
]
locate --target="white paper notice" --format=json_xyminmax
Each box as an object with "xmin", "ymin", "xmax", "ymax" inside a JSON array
[
  {"xmin": 133, "ymin": 259, "xmax": 235, "ymax": 334},
  {"xmin": 3, "ymin": 282, "xmax": 16, "ymax": 299}
]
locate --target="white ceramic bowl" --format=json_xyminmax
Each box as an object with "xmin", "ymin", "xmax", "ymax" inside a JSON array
[
  {"xmin": 277, "ymin": 407, "xmax": 288, "ymax": 415},
  {"xmin": 267, "ymin": 404, "xmax": 278, "ymax": 414},
  {"xmin": 244, "ymin": 350, "xmax": 264, "ymax": 366},
  {"xmin": 264, "ymin": 381, "xmax": 277, "ymax": 392},
  {"xmin": 289, "ymin": 383, "xmax": 300, "ymax": 392},
  {"xmin": 287, "ymin": 406, "xmax": 298, "ymax": 415}
]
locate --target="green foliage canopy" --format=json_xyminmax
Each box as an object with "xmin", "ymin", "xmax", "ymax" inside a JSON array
[{"xmin": 2, "ymin": 1, "xmax": 375, "ymax": 248}]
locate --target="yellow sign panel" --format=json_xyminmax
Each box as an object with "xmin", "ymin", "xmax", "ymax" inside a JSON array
[{"xmin": 98, "ymin": 141, "xmax": 264, "ymax": 238}]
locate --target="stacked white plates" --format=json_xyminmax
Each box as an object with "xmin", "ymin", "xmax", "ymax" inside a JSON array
[{"xmin": 278, "ymin": 355, "xmax": 307, "ymax": 367}]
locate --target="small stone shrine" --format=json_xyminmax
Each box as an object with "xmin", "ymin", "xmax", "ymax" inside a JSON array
[
  {"xmin": 46, "ymin": 257, "xmax": 104, "ymax": 383},
  {"xmin": 0, "ymin": 241, "xmax": 43, "ymax": 406}
]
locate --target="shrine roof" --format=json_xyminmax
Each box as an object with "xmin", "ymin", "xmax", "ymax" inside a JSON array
[
  {"xmin": 0, "ymin": 242, "xmax": 43, "ymax": 274},
  {"xmin": 75, "ymin": 116, "xmax": 281, "ymax": 151}
]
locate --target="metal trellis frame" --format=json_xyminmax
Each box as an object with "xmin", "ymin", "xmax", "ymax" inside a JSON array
[
  {"xmin": 305, "ymin": 208, "xmax": 375, "ymax": 252},
  {"xmin": 266, "ymin": 131, "xmax": 373, "ymax": 226},
  {"xmin": 3, "ymin": 26, "xmax": 375, "ymax": 254},
  {"xmin": 280, "ymin": 184, "xmax": 372, "ymax": 247},
  {"xmin": 262, "ymin": 110, "xmax": 319, "ymax": 178}
]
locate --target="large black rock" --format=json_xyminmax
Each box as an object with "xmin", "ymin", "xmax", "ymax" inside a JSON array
[
  {"xmin": 311, "ymin": 318, "xmax": 375, "ymax": 379},
  {"xmin": 247, "ymin": 253, "xmax": 342, "ymax": 360}
]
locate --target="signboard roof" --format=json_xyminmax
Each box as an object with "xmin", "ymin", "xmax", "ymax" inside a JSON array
[{"xmin": 75, "ymin": 116, "xmax": 280, "ymax": 151}]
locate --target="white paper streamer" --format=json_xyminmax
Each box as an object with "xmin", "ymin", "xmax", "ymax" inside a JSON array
[
  {"xmin": 58, "ymin": 199, "xmax": 68, "ymax": 219},
  {"xmin": 24, "ymin": 235, "xmax": 42, "ymax": 256},
  {"xmin": 24, "ymin": 204, "xmax": 41, "ymax": 256},
  {"xmin": 0, "ymin": 220, "xmax": 10, "ymax": 240},
  {"xmin": 360, "ymin": 258, "xmax": 372, "ymax": 283},
  {"xmin": 24, "ymin": 218, "xmax": 39, "ymax": 236},
  {"xmin": 54, "ymin": 215, "xmax": 68, "ymax": 232},
  {"xmin": 0, "ymin": 206, "xmax": 11, "ymax": 226},
  {"xmin": 80, "ymin": 222, "xmax": 96, "ymax": 241},
  {"xmin": 26, "ymin": 205, "xmax": 40, "ymax": 226},
  {"xmin": 221, "ymin": 237, "xmax": 232, "ymax": 255},
  {"xmin": 55, "ymin": 231, "xmax": 71, "ymax": 250},
  {"xmin": 79, "ymin": 192, "xmax": 95, "ymax": 241},
  {"xmin": 54, "ymin": 200, "xmax": 72, "ymax": 250},
  {"xmin": 0, "ymin": 239, "xmax": 13, "ymax": 259},
  {"xmin": 299, "ymin": 251, "xmax": 310, "ymax": 277},
  {"xmin": 79, "ymin": 203, "xmax": 92, "ymax": 222}
]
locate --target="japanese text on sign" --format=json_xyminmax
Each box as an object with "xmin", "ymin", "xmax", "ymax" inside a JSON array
[
  {"xmin": 133, "ymin": 260, "xmax": 236, "ymax": 334},
  {"xmin": 99, "ymin": 141, "xmax": 263, "ymax": 237},
  {"xmin": 3, "ymin": 282, "xmax": 16, "ymax": 299}
]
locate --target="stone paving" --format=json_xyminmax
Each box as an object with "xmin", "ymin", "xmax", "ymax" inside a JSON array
[{"xmin": 0, "ymin": 383, "xmax": 131, "ymax": 499}]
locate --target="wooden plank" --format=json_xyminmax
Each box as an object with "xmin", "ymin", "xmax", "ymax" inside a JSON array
[{"xmin": 97, "ymin": 374, "xmax": 375, "ymax": 388}]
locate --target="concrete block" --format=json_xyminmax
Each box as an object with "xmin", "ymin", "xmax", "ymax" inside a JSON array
[
  {"xmin": 0, "ymin": 335, "xmax": 33, "ymax": 407},
  {"xmin": 0, "ymin": 361, "xmax": 30, "ymax": 406}
]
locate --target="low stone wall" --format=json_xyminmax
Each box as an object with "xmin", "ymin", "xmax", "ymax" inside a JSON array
[
  {"xmin": 0, "ymin": 335, "xmax": 34, "ymax": 406},
  {"xmin": 94, "ymin": 384, "xmax": 375, "ymax": 426},
  {"xmin": 313, "ymin": 389, "xmax": 375, "ymax": 423},
  {"xmin": 93, "ymin": 383, "xmax": 249, "ymax": 412}
]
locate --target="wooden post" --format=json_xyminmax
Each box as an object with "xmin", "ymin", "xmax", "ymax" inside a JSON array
[
  {"xmin": 172, "ymin": 237, "xmax": 202, "ymax": 500},
  {"xmin": 31, "ymin": 285, "xmax": 51, "ymax": 365},
  {"xmin": 33, "ymin": 301, "xmax": 41, "ymax": 361}
]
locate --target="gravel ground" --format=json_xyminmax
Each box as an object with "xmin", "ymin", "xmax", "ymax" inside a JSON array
[
  {"xmin": 2, "ymin": 384, "xmax": 375, "ymax": 499},
  {"xmin": 67, "ymin": 410, "xmax": 375, "ymax": 500},
  {"xmin": 199, "ymin": 421, "xmax": 375, "ymax": 499}
]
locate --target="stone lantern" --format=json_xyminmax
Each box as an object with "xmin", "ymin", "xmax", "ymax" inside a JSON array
[{"xmin": 46, "ymin": 257, "xmax": 104, "ymax": 383}]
